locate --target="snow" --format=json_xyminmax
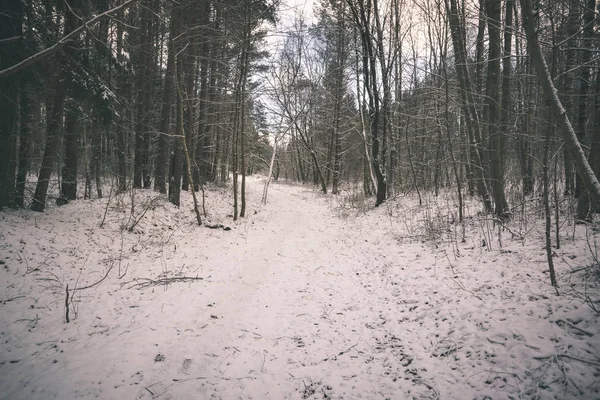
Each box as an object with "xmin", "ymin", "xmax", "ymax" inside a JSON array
[{"xmin": 1, "ymin": 176, "xmax": 599, "ymax": 399}]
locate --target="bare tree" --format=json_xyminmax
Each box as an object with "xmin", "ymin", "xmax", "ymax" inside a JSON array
[{"xmin": 520, "ymin": 0, "xmax": 600, "ymax": 206}]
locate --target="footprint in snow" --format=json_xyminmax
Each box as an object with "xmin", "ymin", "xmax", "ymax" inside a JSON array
[{"xmin": 181, "ymin": 358, "xmax": 192, "ymax": 373}]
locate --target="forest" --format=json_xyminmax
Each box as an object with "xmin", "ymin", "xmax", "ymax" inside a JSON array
[
  {"xmin": 1, "ymin": 0, "xmax": 600, "ymax": 399},
  {"xmin": 1, "ymin": 0, "xmax": 599, "ymax": 223}
]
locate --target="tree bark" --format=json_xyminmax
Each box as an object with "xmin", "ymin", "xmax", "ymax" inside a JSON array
[{"xmin": 60, "ymin": 107, "xmax": 79, "ymax": 202}]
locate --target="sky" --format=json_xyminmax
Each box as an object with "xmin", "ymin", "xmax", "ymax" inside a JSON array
[
  {"xmin": 278, "ymin": 0, "xmax": 315, "ymax": 28},
  {"xmin": 281, "ymin": 0, "xmax": 314, "ymax": 18}
]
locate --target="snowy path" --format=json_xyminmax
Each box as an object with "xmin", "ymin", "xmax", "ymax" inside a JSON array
[{"xmin": 1, "ymin": 177, "xmax": 599, "ymax": 399}]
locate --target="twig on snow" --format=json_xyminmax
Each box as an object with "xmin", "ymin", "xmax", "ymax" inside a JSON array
[
  {"xmin": 445, "ymin": 254, "xmax": 483, "ymax": 301},
  {"xmin": 71, "ymin": 260, "xmax": 115, "ymax": 292},
  {"xmin": 319, "ymin": 343, "xmax": 358, "ymax": 364},
  {"xmin": 65, "ymin": 284, "xmax": 70, "ymax": 323},
  {"xmin": 554, "ymin": 319, "xmax": 594, "ymax": 337},
  {"xmin": 172, "ymin": 376, "xmax": 207, "ymax": 382},
  {"xmin": 533, "ymin": 353, "xmax": 600, "ymax": 368},
  {"xmin": 122, "ymin": 276, "xmax": 205, "ymax": 289},
  {"xmin": 1, "ymin": 295, "xmax": 25, "ymax": 304},
  {"xmin": 14, "ymin": 314, "xmax": 39, "ymax": 330}
]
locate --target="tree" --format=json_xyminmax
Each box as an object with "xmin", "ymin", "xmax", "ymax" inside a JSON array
[
  {"xmin": 444, "ymin": 0, "xmax": 493, "ymax": 213},
  {"xmin": 154, "ymin": 4, "xmax": 177, "ymax": 194},
  {"xmin": 575, "ymin": 0, "xmax": 597, "ymax": 219},
  {"xmin": 346, "ymin": 0, "xmax": 388, "ymax": 206},
  {"xmin": 0, "ymin": 0, "xmax": 23, "ymax": 209},
  {"xmin": 485, "ymin": 0, "xmax": 509, "ymax": 218},
  {"xmin": 520, "ymin": 0, "xmax": 600, "ymax": 207}
]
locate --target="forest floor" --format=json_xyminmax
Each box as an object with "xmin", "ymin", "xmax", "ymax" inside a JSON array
[{"xmin": 1, "ymin": 176, "xmax": 599, "ymax": 400}]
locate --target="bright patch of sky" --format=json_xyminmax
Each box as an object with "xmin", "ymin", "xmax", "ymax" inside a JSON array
[{"xmin": 279, "ymin": 0, "xmax": 315, "ymax": 25}]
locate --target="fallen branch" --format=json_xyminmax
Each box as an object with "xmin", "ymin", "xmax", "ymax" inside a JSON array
[
  {"xmin": 122, "ymin": 276, "xmax": 205, "ymax": 289},
  {"xmin": 446, "ymin": 254, "xmax": 483, "ymax": 301},
  {"xmin": 1, "ymin": 295, "xmax": 25, "ymax": 304},
  {"xmin": 554, "ymin": 319, "xmax": 594, "ymax": 337},
  {"xmin": 172, "ymin": 376, "xmax": 207, "ymax": 382},
  {"xmin": 318, "ymin": 343, "xmax": 358, "ymax": 364},
  {"xmin": 14, "ymin": 314, "xmax": 39, "ymax": 330},
  {"xmin": 533, "ymin": 354, "xmax": 600, "ymax": 368},
  {"xmin": 72, "ymin": 261, "xmax": 115, "ymax": 291}
]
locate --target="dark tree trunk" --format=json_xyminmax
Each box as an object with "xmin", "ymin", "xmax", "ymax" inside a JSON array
[
  {"xmin": 515, "ymin": 1, "xmax": 534, "ymax": 198},
  {"xmin": 93, "ymin": 129, "xmax": 103, "ymax": 199},
  {"xmin": 169, "ymin": 91, "xmax": 183, "ymax": 206},
  {"xmin": 576, "ymin": 0, "xmax": 596, "ymax": 219},
  {"xmin": 15, "ymin": 85, "xmax": 32, "ymax": 208},
  {"xmin": 0, "ymin": 0, "xmax": 23, "ymax": 209},
  {"xmin": 488, "ymin": 0, "xmax": 509, "ymax": 218},
  {"xmin": 561, "ymin": 1, "xmax": 580, "ymax": 196},
  {"xmin": 60, "ymin": 107, "xmax": 79, "ymax": 202},
  {"xmin": 169, "ymin": 13, "xmax": 184, "ymax": 207},
  {"xmin": 115, "ymin": 10, "xmax": 128, "ymax": 194},
  {"xmin": 181, "ymin": 5, "xmax": 198, "ymax": 192},
  {"xmin": 134, "ymin": 3, "xmax": 152, "ymax": 189},
  {"xmin": 475, "ymin": 0, "xmax": 486, "ymax": 98},
  {"xmin": 194, "ymin": 2, "xmax": 211, "ymax": 189},
  {"xmin": 331, "ymin": 3, "xmax": 346, "ymax": 195},
  {"xmin": 154, "ymin": 14, "xmax": 176, "ymax": 194}
]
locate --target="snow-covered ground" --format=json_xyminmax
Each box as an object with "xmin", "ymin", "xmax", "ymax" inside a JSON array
[{"xmin": 1, "ymin": 176, "xmax": 599, "ymax": 399}]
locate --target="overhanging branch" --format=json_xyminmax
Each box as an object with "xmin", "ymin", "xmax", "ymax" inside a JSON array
[{"xmin": 0, "ymin": 0, "xmax": 139, "ymax": 79}]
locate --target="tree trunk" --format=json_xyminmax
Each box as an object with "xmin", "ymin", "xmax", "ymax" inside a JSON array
[
  {"xmin": 194, "ymin": 3, "xmax": 211, "ymax": 189},
  {"xmin": 181, "ymin": 6, "xmax": 198, "ymax": 192},
  {"xmin": 348, "ymin": 0, "xmax": 387, "ymax": 206},
  {"xmin": 560, "ymin": 0, "xmax": 580, "ymax": 196},
  {"xmin": 331, "ymin": 7, "xmax": 346, "ymax": 195},
  {"xmin": 15, "ymin": 85, "xmax": 32, "ymax": 208},
  {"xmin": 169, "ymin": 11, "xmax": 184, "ymax": 207},
  {"xmin": 60, "ymin": 107, "xmax": 79, "ymax": 202},
  {"xmin": 134, "ymin": 3, "xmax": 152, "ymax": 189},
  {"xmin": 154, "ymin": 25, "xmax": 175, "ymax": 194},
  {"xmin": 487, "ymin": 0, "xmax": 509, "ymax": 218},
  {"xmin": 115, "ymin": 11, "xmax": 128, "ymax": 194},
  {"xmin": 0, "ymin": 0, "xmax": 22, "ymax": 209},
  {"xmin": 575, "ymin": 0, "xmax": 596, "ymax": 219}
]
